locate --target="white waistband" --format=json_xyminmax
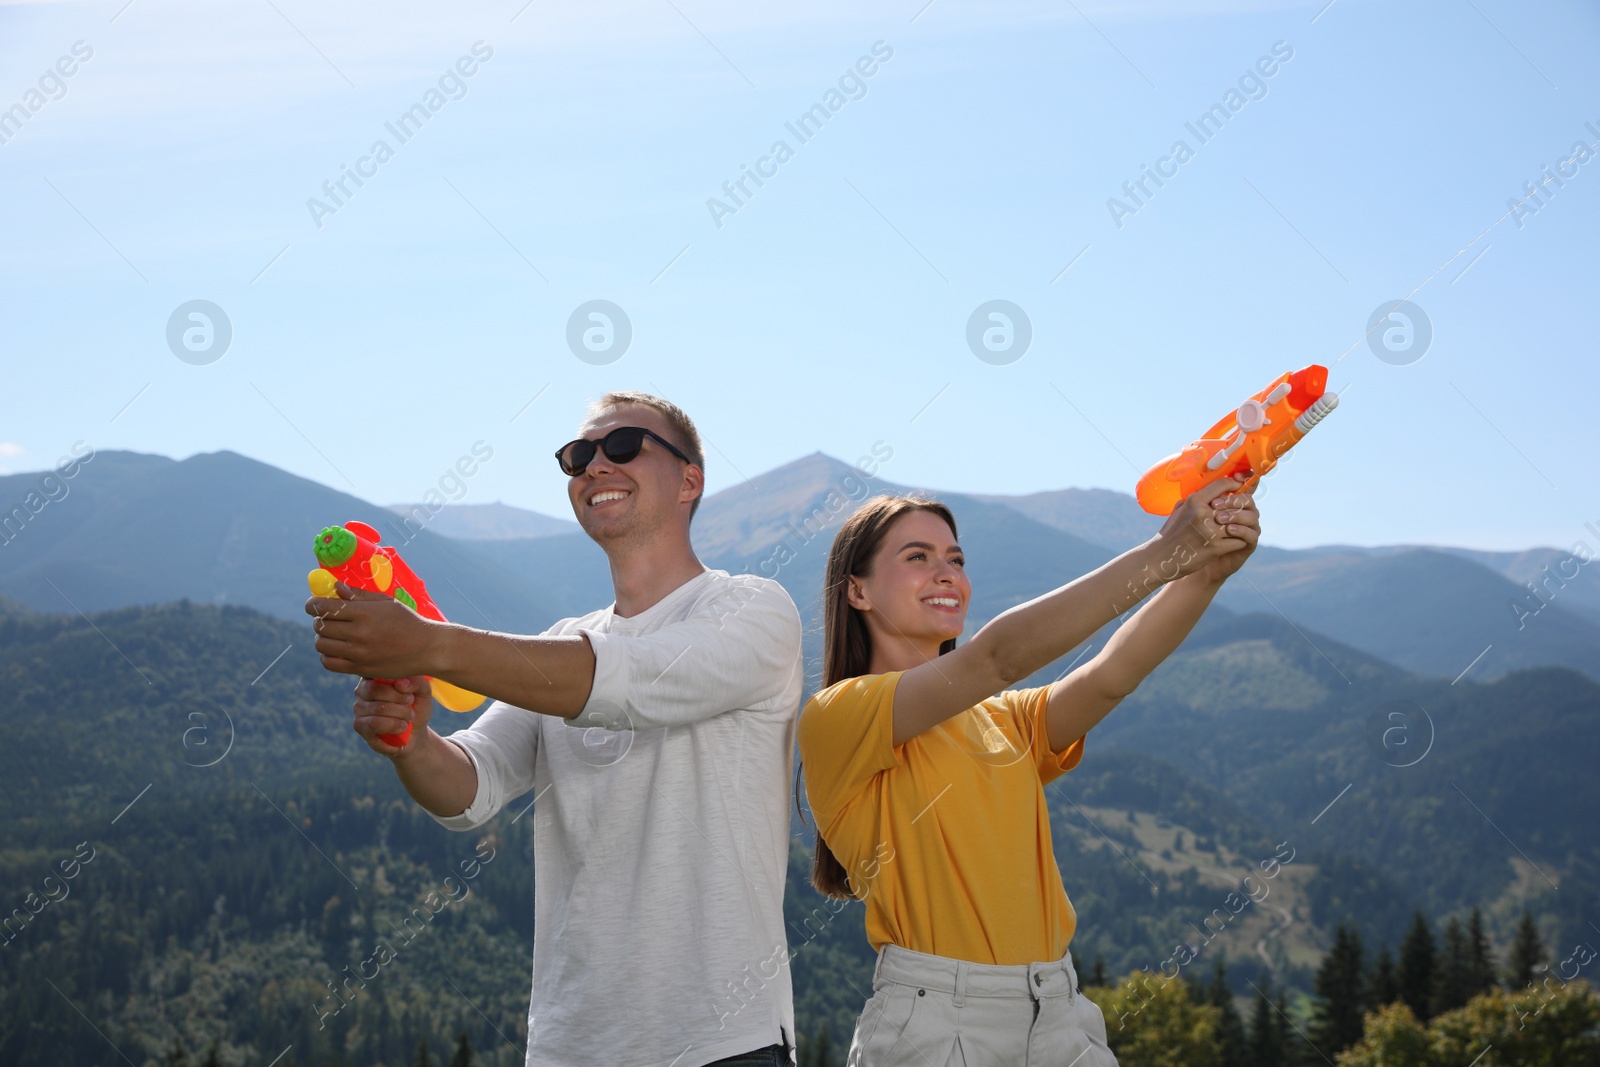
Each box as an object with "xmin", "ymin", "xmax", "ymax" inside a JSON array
[{"xmin": 873, "ymin": 943, "xmax": 1080, "ymax": 1002}]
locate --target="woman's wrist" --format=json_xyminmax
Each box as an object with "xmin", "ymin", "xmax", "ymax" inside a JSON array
[
  {"xmin": 1110, "ymin": 539, "xmax": 1180, "ymax": 610},
  {"xmin": 1174, "ymin": 565, "xmax": 1227, "ymax": 593}
]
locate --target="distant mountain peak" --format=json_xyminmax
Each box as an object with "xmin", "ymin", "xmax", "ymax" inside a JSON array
[
  {"xmin": 384, "ymin": 501, "xmax": 579, "ymax": 541},
  {"xmin": 969, "ymin": 485, "xmax": 1163, "ymax": 553}
]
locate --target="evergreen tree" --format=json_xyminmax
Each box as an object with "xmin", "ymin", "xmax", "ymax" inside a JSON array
[
  {"xmin": 199, "ymin": 1044, "xmax": 221, "ymax": 1067},
  {"xmin": 1271, "ymin": 991, "xmax": 1297, "ymax": 1066},
  {"xmin": 1433, "ymin": 916, "xmax": 1475, "ymax": 1016},
  {"xmin": 1506, "ymin": 909, "xmax": 1547, "ymax": 989},
  {"xmin": 1307, "ymin": 922, "xmax": 1367, "ymax": 1055},
  {"xmin": 1398, "ymin": 911, "xmax": 1436, "ymax": 1021},
  {"xmin": 1202, "ymin": 957, "xmax": 1249, "ymax": 1067},
  {"xmin": 813, "ymin": 1026, "xmax": 836, "ymax": 1067},
  {"xmin": 1089, "ymin": 953, "xmax": 1109, "ymax": 988},
  {"xmin": 414, "ymin": 1035, "xmax": 433, "ymax": 1067},
  {"xmin": 449, "ymin": 1031, "xmax": 474, "ymax": 1067},
  {"xmin": 1368, "ymin": 944, "xmax": 1399, "ymax": 1009},
  {"xmin": 164, "ymin": 1039, "xmax": 191, "ymax": 1067},
  {"xmin": 799, "ymin": 1026, "xmax": 838, "ymax": 1067},
  {"xmin": 1248, "ymin": 979, "xmax": 1289, "ymax": 1067},
  {"xmin": 1466, "ymin": 907, "xmax": 1497, "ymax": 995}
]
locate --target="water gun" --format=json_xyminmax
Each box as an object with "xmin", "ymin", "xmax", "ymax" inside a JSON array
[
  {"xmin": 308, "ymin": 520, "xmax": 485, "ymax": 746},
  {"xmin": 1136, "ymin": 364, "xmax": 1339, "ymax": 515}
]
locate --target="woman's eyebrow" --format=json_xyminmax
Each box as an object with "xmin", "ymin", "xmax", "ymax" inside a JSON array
[{"xmin": 896, "ymin": 540, "xmax": 963, "ymax": 554}]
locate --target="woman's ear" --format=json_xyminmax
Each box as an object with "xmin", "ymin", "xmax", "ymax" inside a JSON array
[{"xmin": 844, "ymin": 576, "xmax": 870, "ymax": 612}]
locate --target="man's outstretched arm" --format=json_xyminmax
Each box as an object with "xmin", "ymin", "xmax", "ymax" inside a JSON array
[{"xmin": 307, "ymin": 583, "xmax": 596, "ymax": 718}]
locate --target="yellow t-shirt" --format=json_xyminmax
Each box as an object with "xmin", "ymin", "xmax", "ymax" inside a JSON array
[{"xmin": 797, "ymin": 669, "xmax": 1087, "ymax": 965}]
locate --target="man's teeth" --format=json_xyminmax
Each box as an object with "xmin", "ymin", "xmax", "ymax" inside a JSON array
[{"xmin": 590, "ymin": 490, "xmax": 629, "ymax": 505}]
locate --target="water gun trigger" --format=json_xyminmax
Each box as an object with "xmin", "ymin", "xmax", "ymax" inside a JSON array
[{"xmin": 1230, "ymin": 468, "xmax": 1263, "ymax": 497}]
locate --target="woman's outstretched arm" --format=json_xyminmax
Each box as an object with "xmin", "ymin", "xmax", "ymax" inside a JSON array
[
  {"xmin": 891, "ymin": 474, "xmax": 1252, "ymax": 746},
  {"xmin": 1043, "ymin": 484, "xmax": 1260, "ymax": 751}
]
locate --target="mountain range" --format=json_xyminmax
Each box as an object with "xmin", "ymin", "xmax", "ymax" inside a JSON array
[{"xmin": 5, "ymin": 448, "xmax": 1597, "ymax": 687}]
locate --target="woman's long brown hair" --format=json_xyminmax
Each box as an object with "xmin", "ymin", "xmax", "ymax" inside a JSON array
[{"xmin": 798, "ymin": 494, "xmax": 959, "ymax": 900}]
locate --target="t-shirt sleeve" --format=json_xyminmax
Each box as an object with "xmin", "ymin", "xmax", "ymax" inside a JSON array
[
  {"xmin": 571, "ymin": 577, "xmax": 803, "ymax": 732},
  {"xmin": 427, "ymin": 698, "xmax": 542, "ymax": 831},
  {"xmin": 797, "ymin": 671, "xmax": 904, "ymax": 834},
  {"xmin": 1004, "ymin": 684, "xmax": 1085, "ymax": 786}
]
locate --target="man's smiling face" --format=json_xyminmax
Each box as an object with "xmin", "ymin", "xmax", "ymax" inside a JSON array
[{"xmin": 565, "ymin": 404, "xmax": 699, "ymax": 547}]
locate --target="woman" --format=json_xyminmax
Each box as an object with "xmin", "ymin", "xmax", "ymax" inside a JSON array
[{"xmin": 796, "ymin": 474, "xmax": 1259, "ymax": 1065}]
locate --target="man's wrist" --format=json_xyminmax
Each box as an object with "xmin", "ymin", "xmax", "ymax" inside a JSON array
[{"xmin": 390, "ymin": 724, "xmax": 436, "ymax": 763}]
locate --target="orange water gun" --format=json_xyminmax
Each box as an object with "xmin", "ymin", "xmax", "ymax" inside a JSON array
[
  {"xmin": 1136, "ymin": 364, "xmax": 1339, "ymax": 515},
  {"xmin": 308, "ymin": 520, "xmax": 485, "ymax": 746}
]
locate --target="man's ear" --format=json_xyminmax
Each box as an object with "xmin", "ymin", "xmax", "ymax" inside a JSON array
[{"xmin": 680, "ymin": 464, "xmax": 704, "ymax": 507}]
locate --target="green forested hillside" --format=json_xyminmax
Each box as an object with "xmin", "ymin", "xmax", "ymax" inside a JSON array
[{"xmin": 2, "ymin": 597, "xmax": 1595, "ymax": 1064}]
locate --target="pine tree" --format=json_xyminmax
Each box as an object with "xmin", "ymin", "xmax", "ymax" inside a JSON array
[
  {"xmin": 813, "ymin": 1026, "xmax": 836, "ymax": 1067},
  {"xmin": 1398, "ymin": 911, "xmax": 1436, "ymax": 1021},
  {"xmin": 200, "ymin": 1044, "xmax": 222, "ymax": 1067},
  {"xmin": 1368, "ymin": 944, "xmax": 1399, "ymax": 1008},
  {"xmin": 1506, "ymin": 909, "xmax": 1547, "ymax": 989},
  {"xmin": 164, "ymin": 1039, "xmax": 191, "ymax": 1067},
  {"xmin": 414, "ymin": 1035, "xmax": 433, "ymax": 1067},
  {"xmin": 800, "ymin": 1026, "xmax": 837, "ymax": 1067},
  {"xmin": 1307, "ymin": 922, "xmax": 1367, "ymax": 1055},
  {"xmin": 1202, "ymin": 957, "xmax": 1248, "ymax": 1067},
  {"xmin": 1248, "ymin": 979, "xmax": 1288, "ymax": 1067},
  {"xmin": 1272, "ymin": 991, "xmax": 1297, "ymax": 1066},
  {"xmin": 1089, "ymin": 953, "xmax": 1109, "ymax": 988},
  {"xmin": 1465, "ymin": 907, "xmax": 1497, "ymax": 995},
  {"xmin": 1432, "ymin": 916, "xmax": 1474, "ymax": 1015},
  {"xmin": 449, "ymin": 1031, "xmax": 474, "ymax": 1067}
]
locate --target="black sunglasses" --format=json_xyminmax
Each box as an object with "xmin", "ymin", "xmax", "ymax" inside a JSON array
[{"xmin": 555, "ymin": 426, "xmax": 693, "ymax": 477}]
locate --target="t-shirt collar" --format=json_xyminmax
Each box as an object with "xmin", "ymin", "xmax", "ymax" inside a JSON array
[{"xmin": 602, "ymin": 567, "xmax": 717, "ymax": 632}]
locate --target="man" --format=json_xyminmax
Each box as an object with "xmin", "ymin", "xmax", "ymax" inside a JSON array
[{"xmin": 305, "ymin": 391, "xmax": 804, "ymax": 1067}]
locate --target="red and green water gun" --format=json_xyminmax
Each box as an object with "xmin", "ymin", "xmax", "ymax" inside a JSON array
[{"xmin": 308, "ymin": 520, "xmax": 485, "ymax": 746}]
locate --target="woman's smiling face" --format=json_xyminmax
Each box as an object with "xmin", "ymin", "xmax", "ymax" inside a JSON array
[{"xmin": 847, "ymin": 508, "xmax": 971, "ymax": 653}]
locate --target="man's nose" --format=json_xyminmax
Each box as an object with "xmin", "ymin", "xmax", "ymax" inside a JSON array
[{"xmin": 582, "ymin": 445, "xmax": 618, "ymax": 479}]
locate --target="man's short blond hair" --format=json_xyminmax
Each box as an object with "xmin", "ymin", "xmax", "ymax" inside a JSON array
[{"xmin": 582, "ymin": 391, "xmax": 706, "ymax": 520}]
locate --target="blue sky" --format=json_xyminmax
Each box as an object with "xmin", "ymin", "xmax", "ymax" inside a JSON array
[{"xmin": 2, "ymin": 0, "xmax": 1596, "ymax": 551}]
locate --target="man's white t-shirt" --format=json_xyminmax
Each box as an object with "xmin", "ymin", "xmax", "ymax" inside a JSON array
[{"xmin": 429, "ymin": 567, "xmax": 804, "ymax": 1067}]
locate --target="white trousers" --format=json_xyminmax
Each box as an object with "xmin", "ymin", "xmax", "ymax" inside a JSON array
[{"xmin": 846, "ymin": 943, "xmax": 1120, "ymax": 1067}]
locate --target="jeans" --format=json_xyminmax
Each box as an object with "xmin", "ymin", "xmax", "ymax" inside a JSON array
[{"xmin": 703, "ymin": 1041, "xmax": 792, "ymax": 1066}]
